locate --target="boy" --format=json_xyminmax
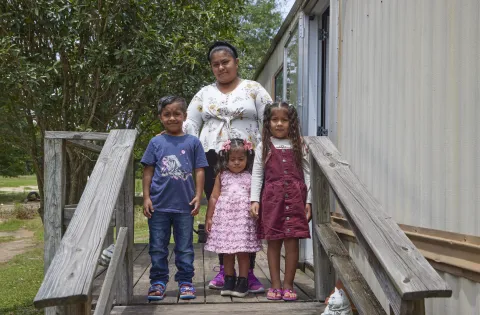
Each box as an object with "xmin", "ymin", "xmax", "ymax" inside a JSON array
[{"xmin": 141, "ymin": 95, "xmax": 208, "ymax": 301}]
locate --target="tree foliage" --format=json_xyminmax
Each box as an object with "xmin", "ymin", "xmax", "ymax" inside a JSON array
[
  {"xmin": 237, "ymin": 0, "xmax": 283, "ymax": 79},
  {"xmin": 0, "ymin": 0, "xmax": 282, "ymax": 220}
]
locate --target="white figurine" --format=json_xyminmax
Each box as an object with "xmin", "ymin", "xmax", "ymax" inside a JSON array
[{"xmin": 321, "ymin": 288, "xmax": 353, "ymax": 315}]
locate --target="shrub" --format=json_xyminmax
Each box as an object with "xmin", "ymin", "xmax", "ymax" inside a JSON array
[{"xmin": 13, "ymin": 204, "xmax": 35, "ymax": 220}]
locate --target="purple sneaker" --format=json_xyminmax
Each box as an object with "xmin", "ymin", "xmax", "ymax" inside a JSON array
[
  {"xmin": 248, "ymin": 269, "xmax": 265, "ymax": 293},
  {"xmin": 208, "ymin": 265, "xmax": 225, "ymax": 289}
]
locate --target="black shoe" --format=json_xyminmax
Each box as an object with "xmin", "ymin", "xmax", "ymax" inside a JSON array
[
  {"xmin": 221, "ymin": 275, "xmax": 236, "ymax": 296},
  {"xmin": 231, "ymin": 277, "xmax": 249, "ymax": 297}
]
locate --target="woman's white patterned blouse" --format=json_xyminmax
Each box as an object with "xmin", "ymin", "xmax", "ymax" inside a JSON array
[{"xmin": 183, "ymin": 79, "xmax": 272, "ymax": 152}]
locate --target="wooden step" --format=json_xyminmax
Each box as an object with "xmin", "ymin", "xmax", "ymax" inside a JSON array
[{"xmin": 110, "ymin": 302, "xmax": 326, "ymax": 314}]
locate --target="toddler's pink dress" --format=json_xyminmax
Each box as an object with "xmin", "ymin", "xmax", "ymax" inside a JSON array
[{"xmin": 205, "ymin": 171, "xmax": 261, "ymax": 254}]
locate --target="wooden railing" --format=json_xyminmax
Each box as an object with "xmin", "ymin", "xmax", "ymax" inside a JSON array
[
  {"xmin": 34, "ymin": 130, "xmax": 137, "ymax": 314},
  {"xmin": 305, "ymin": 137, "xmax": 452, "ymax": 315}
]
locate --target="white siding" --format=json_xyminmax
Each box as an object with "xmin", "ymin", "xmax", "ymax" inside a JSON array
[
  {"xmin": 335, "ymin": 0, "xmax": 480, "ymax": 314},
  {"xmin": 256, "ymin": 0, "xmax": 479, "ymax": 313}
]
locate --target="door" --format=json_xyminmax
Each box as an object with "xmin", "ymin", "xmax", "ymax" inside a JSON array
[{"xmin": 317, "ymin": 8, "xmax": 330, "ymax": 136}]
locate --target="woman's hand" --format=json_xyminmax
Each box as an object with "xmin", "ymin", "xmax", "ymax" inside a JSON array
[
  {"xmin": 143, "ymin": 198, "xmax": 154, "ymax": 218},
  {"xmin": 250, "ymin": 202, "xmax": 260, "ymax": 219},
  {"xmin": 205, "ymin": 217, "xmax": 213, "ymax": 233},
  {"xmin": 305, "ymin": 203, "xmax": 312, "ymax": 222},
  {"xmin": 189, "ymin": 196, "xmax": 201, "ymax": 216}
]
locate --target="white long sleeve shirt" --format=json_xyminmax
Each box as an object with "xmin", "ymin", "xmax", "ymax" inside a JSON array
[{"xmin": 250, "ymin": 138, "xmax": 311, "ymax": 204}]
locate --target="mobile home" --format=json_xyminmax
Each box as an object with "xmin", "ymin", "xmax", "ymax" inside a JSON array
[{"xmin": 255, "ymin": 0, "xmax": 480, "ymax": 314}]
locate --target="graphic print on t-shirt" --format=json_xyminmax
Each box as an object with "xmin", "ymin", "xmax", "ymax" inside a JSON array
[{"xmin": 161, "ymin": 155, "xmax": 190, "ymax": 180}]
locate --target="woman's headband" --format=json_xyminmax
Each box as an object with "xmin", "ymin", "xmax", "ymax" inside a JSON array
[{"xmin": 207, "ymin": 41, "xmax": 238, "ymax": 62}]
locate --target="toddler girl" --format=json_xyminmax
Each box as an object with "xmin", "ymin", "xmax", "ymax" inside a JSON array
[
  {"xmin": 250, "ymin": 102, "xmax": 312, "ymax": 301},
  {"xmin": 205, "ymin": 138, "xmax": 262, "ymax": 297}
]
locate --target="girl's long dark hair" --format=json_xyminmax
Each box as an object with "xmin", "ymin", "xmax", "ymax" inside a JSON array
[
  {"xmin": 262, "ymin": 102, "xmax": 303, "ymax": 169},
  {"xmin": 216, "ymin": 138, "xmax": 255, "ymax": 174}
]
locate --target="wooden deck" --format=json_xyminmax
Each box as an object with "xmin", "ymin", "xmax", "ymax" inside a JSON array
[{"xmin": 92, "ymin": 243, "xmax": 325, "ymax": 314}]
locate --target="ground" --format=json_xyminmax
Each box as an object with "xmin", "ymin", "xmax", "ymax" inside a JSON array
[{"xmin": 0, "ymin": 175, "xmax": 207, "ymax": 314}]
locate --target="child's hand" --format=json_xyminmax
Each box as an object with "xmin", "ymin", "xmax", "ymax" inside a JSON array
[
  {"xmin": 250, "ymin": 202, "xmax": 260, "ymax": 219},
  {"xmin": 143, "ymin": 198, "xmax": 154, "ymax": 218},
  {"xmin": 305, "ymin": 203, "xmax": 312, "ymax": 222},
  {"xmin": 205, "ymin": 218, "xmax": 213, "ymax": 233},
  {"xmin": 189, "ymin": 196, "xmax": 200, "ymax": 216}
]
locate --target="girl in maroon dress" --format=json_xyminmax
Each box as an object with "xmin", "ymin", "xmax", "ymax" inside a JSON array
[{"xmin": 250, "ymin": 102, "xmax": 312, "ymax": 301}]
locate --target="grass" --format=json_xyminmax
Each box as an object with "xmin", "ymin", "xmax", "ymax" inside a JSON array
[
  {"xmin": 0, "ymin": 219, "xmax": 25, "ymax": 232},
  {"xmin": 0, "ymin": 236, "xmax": 15, "ymax": 243},
  {"xmin": 0, "ymin": 203, "xmax": 205, "ymax": 313},
  {"xmin": 135, "ymin": 179, "xmax": 142, "ymax": 195},
  {"xmin": 0, "ymin": 175, "xmax": 37, "ymax": 188},
  {"xmin": 0, "ymin": 215, "xmax": 43, "ymax": 315}
]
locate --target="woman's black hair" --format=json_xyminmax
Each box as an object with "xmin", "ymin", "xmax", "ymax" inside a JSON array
[
  {"xmin": 157, "ymin": 95, "xmax": 187, "ymax": 115},
  {"xmin": 207, "ymin": 40, "xmax": 238, "ymax": 62},
  {"xmin": 216, "ymin": 138, "xmax": 255, "ymax": 174}
]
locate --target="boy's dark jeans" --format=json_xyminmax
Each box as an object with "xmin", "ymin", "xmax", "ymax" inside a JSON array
[{"xmin": 148, "ymin": 211, "xmax": 194, "ymax": 285}]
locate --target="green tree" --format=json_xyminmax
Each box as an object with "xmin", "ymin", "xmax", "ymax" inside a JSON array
[
  {"xmin": 0, "ymin": 0, "xmax": 244, "ymax": 220},
  {"xmin": 0, "ymin": 0, "xmax": 283, "ymax": 222},
  {"xmin": 236, "ymin": 0, "xmax": 283, "ymax": 79}
]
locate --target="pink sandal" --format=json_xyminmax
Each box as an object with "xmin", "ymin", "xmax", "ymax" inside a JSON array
[
  {"xmin": 282, "ymin": 288, "xmax": 297, "ymax": 301},
  {"xmin": 266, "ymin": 288, "xmax": 283, "ymax": 300}
]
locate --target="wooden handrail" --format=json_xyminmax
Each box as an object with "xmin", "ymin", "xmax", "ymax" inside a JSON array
[
  {"xmin": 94, "ymin": 227, "xmax": 129, "ymax": 315},
  {"xmin": 305, "ymin": 136, "xmax": 452, "ymax": 315},
  {"xmin": 34, "ymin": 129, "xmax": 137, "ymax": 309},
  {"xmin": 45, "ymin": 131, "xmax": 109, "ymax": 140}
]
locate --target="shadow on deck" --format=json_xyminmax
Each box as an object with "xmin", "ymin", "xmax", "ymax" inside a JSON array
[{"xmin": 92, "ymin": 243, "xmax": 326, "ymax": 314}]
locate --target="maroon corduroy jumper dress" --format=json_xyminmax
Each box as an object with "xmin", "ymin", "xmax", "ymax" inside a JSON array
[{"xmin": 257, "ymin": 143, "xmax": 311, "ymax": 240}]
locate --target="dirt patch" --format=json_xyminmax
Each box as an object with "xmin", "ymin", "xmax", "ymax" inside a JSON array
[
  {"xmin": 0, "ymin": 186, "xmax": 39, "ymax": 193},
  {"xmin": 0, "ymin": 228, "xmax": 36, "ymax": 263}
]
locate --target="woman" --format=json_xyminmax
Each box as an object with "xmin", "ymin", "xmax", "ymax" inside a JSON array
[{"xmin": 184, "ymin": 41, "xmax": 272, "ymax": 293}]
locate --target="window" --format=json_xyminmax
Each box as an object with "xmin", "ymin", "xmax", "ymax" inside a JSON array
[
  {"xmin": 274, "ymin": 67, "xmax": 283, "ymax": 102},
  {"xmin": 285, "ymin": 26, "xmax": 299, "ymax": 107}
]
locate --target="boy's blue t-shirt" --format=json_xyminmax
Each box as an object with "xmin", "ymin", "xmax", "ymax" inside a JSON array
[{"xmin": 141, "ymin": 134, "xmax": 208, "ymax": 213}]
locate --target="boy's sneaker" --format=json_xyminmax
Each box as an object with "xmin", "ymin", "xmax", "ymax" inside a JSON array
[
  {"xmin": 208, "ymin": 265, "xmax": 225, "ymax": 289},
  {"xmin": 231, "ymin": 277, "xmax": 249, "ymax": 298},
  {"xmin": 247, "ymin": 269, "xmax": 265, "ymax": 293},
  {"xmin": 220, "ymin": 275, "xmax": 236, "ymax": 296},
  {"xmin": 98, "ymin": 244, "xmax": 115, "ymax": 267}
]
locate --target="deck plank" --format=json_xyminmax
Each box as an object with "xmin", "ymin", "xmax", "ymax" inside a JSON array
[
  {"xmin": 101, "ymin": 243, "xmax": 316, "ymax": 307},
  {"xmin": 254, "ymin": 250, "xmax": 284, "ymax": 303},
  {"xmin": 111, "ymin": 302, "xmax": 326, "ymax": 314},
  {"xmin": 130, "ymin": 244, "xmax": 152, "ymax": 304},
  {"xmin": 231, "ymin": 258, "xmax": 260, "ymax": 303},
  {"xmin": 160, "ymin": 247, "xmax": 179, "ymax": 304},
  {"xmin": 204, "ymin": 249, "xmax": 232, "ymax": 303},
  {"xmin": 178, "ymin": 244, "xmax": 205, "ymax": 304},
  {"xmin": 277, "ymin": 249, "xmax": 317, "ymax": 300},
  {"xmin": 253, "ymin": 258, "xmax": 273, "ymax": 303},
  {"xmin": 257, "ymin": 250, "xmax": 311, "ymax": 302},
  {"xmin": 92, "ymin": 243, "xmax": 146, "ymax": 303},
  {"xmin": 132, "ymin": 245, "xmax": 174, "ymax": 304}
]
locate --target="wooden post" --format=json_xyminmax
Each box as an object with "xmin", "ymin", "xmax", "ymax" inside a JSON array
[
  {"xmin": 44, "ymin": 139, "xmax": 70, "ymax": 315},
  {"xmin": 390, "ymin": 299, "xmax": 425, "ymax": 315},
  {"xmin": 114, "ymin": 154, "xmax": 134, "ymax": 305},
  {"xmin": 310, "ymin": 154, "xmax": 336, "ymax": 301},
  {"xmin": 44, "ymin": 138, "xmax": 66, "ymax": 273},
  {"xmin": 44, "ymin": 139, "xmax": 91, "ymax": 314}
]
